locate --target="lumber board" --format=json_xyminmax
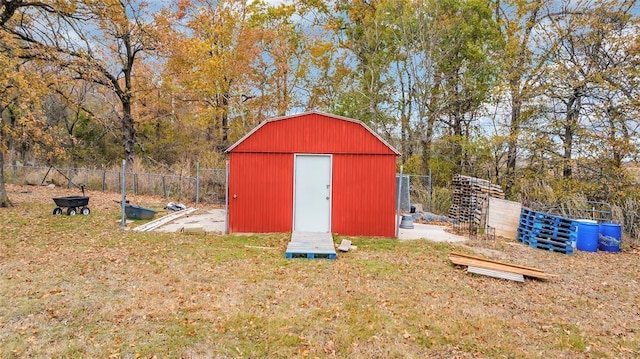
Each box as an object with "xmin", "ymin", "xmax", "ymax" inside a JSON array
[
  {"xmin": 449, "ymin": 252, "xmax": 551, "ymax": 280},
  {"xmin": 467, "ymin": 266, "xmax": 525, "ymax": 282},
  {"xmin": 133, "ymin": 207, "xmax": 198, "ymax": 232}
]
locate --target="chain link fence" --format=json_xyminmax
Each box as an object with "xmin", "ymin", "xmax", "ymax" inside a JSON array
[
  {"xmin": 6, "ymin": 165, "xmax": 456, "ymax": 221},
  {"xmin": 3, "ymin": 164, "xmax": 226, "ymax": 204},
  {"xmin": 396, "ymin": 174, "xmax": 436, "ymax": 213}
]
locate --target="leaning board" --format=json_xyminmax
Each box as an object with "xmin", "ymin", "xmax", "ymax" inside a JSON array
[{"xmin": 486, "ymin": 197, "xmax": 522, "ymax": 240}]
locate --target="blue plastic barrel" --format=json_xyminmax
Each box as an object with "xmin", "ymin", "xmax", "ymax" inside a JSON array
[
  {"xmin": 575, "ymin": 220, "xmax": 599, "ymax": 252},
  {"xmin": 599, "ymin": 223, "xmax": 622, "ymax": 252}
]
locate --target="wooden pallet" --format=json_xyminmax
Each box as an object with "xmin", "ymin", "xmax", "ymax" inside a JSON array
[
  {"xmin": 518, "ymin": 224, "xmax": 573, "ymax": 239},
  {"xmin": 285, "ymin": 250, "xmax": 337, "ymax": 260},
  {"xmin": 285, "ymin": 232, "xmax": 337, "ymax": 260},
  {"xmin": 449, "ymin": 175, "xmax": 505, "ymax": 225},
  {"xmin": 523, "ymin": 240, "xmax": 573, "ymax": 254},
  {"xmin": 517, "ymin": 208, "xmax": 576, "ymax": 255}
]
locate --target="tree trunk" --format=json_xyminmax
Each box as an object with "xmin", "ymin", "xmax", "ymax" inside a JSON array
[
  {"xmin": 421, "ymin": 114, "xmax": 435, "ymax": 178},
  {"xmin": 401, "ymin": 113, "xmax": 410, "ymax": 164},
  {"xmin": 607, "ymin": 106, "xmax": 625, "ymax": 169},
  {"xmin": 122, "ymin": 99, "xmax": 135, "ymax": 167},
  {"xmin": 563, "ymin": 87, "xmax": 582, "ymax": 179},
  {"xmin": 504, "ymin": 93, "xmax": 521, "ymax": 197},
  {"xmin": 221, "ymin": 91, "xmax": 230, "ymax": 148},
  {"xmin": 0, "ymin": 151, "xmax": 12, "ymax": 207},
  {"xmin": 452, "ymin": 113, "xmax": 464, "ymax": 174},
  {"xmin": 563, "ymin": 121, "xmax": 573, "ymax": 179}
]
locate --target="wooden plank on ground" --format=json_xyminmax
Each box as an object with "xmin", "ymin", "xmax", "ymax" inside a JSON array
[
  {"xmin": 133, "ymin": 207, "xmax": 198, "ymax": 232},
  {"xmin": 449, "ymin": 252, "xmax": 552, "ymax": 280},
  {"xmin": 467, "ymin": 266, "xmax": 525, "ymax": 282}
]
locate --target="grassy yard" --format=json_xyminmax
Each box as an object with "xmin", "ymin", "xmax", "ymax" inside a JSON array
[{"xmin": 0, "ymin": 184, "xmax": 638, "ymax": 358}]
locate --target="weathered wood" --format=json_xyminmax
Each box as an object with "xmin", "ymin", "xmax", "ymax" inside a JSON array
[
  {"xmin": 486, "ymin": 197, "xmax": 522, "ymax": 240},
  {"xmin": 449, "ymin": 252, "xmax": 552, "ymax": 280},
  {"xmin": 449, "ymin": 175, "xmax": 505, "ymax": 224}
]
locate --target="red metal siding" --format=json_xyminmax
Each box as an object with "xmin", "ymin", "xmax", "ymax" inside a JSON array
[
  {"xmin": 228, "ymin": 113, "xmax": 399, "ymax": 237},
  {"xmin": 228, "ymin": 153, "xmax": 293, "ymax": 233},
  {"xmin": 232, "ymin": 113, "xmax": 396, "ymax": 155},
  {"xmin": 332, "ymin": 154, "xmax": 397, "ymax": 237}
]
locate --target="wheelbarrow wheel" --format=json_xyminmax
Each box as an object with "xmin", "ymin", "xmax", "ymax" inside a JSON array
[
  {"xmin": 67, "ymin": 207, "xmax": 77, "ymax": 216},
  {"xmin": 53, "ymin": 207, "xmax": 62, "ymax": 215},
  {"xmin": 81, "ymin": 207, "xmax": 90, "ymax": 215}
]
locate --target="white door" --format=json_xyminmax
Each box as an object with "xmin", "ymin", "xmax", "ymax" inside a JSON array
[{"xmin": 294, "ymin": 155, "xmax": 331, "ymax": 232}]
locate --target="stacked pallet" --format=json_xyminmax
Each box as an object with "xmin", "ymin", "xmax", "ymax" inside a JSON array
[
  {"xmin": 448, "ymin": 175, "xmax": 505, "ymax": 225},
  {"xmin": 517, "ymin": 208, "xmax": 575, "ymax": 254}
]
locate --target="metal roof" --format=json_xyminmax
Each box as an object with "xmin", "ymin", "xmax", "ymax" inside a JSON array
[{"xmin": 225, "ymin": 110, "xmax": 401, "ymax": 155}]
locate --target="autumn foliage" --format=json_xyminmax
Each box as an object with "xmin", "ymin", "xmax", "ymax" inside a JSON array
[{"xmin": 0, "ymin": 0, "xmax": 640, "ymax": 218}]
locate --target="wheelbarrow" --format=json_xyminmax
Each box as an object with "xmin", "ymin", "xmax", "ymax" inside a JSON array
[
  {"xmin": 52, "ymin": 185, "xmax": 90, "ymax": 216},
  {"xmin": 124, "ymin": 203, "xmax": 156, "ymax": 220}
]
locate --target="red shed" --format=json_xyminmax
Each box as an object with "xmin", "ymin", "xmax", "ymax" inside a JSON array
[{"xmin": 226, "ymin": 111, "xmax": 400, "ymax": 237}]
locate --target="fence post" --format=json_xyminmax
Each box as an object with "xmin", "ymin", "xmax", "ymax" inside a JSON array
[
  {"xmin": 121, "ymin": 160, "xmax": 126, "ymax": 229},
  {"xmin": 427, "ymin": 168, "xmax": 432, "ymax": 213},
  {"xmin": 162, "ymin": 175, "xmax": 167, "ymax": 198},
  {"xmin": 195, "ymin": 162, "xmax": 200, "ymax": 204},
  {"xmin": 396, "ymin": 165, "xmax": 404, "ymax": 238},
  {"xmin": 102, "ymin": 170, "xmax": 106, "ymax": 192},
  {"xmin": 179, "ymin": 175, "xmax": 183, "ymax": 200},
  {"xmin": 133, "ymin": 173, "xmax": 138, "ymax": 195},
  {"xmin": 68, "ymin": 169, "xmax": 73, "ymax": 188},
  {"xmin": 225, "ymin": 161, "xmax": 229, "ymax": 234}
]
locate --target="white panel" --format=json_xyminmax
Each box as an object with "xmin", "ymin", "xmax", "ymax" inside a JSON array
[{"xmin": 294, "ymin": 155, "xmax": 331, "ymax": 232}]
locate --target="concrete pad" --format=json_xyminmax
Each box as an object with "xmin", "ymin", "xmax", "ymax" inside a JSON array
[
  {"xmin": 153, "ymin": 209, "xmax": 467, "ymax": 244},
  {"xmin": 156, "ymin": 208, "xmax": 226, "ymax": 233},
  {"xmin": 398, "ymin": 221, "xmax": 468, "ymax": 242}
]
